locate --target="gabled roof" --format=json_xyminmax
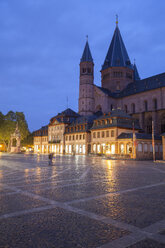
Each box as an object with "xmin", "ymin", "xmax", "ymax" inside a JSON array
[
  {"xmin": 102, "ymin": 25, "xmax": 132, "ymax": 70},
  {"xmin": 60, "ymin": 108, "xmax": 79, "ymax": 117},
  {"xmin": 80, "ymin": 41, "xmax": 93, "ymax": 63},
  {"xmin": 50, "ymin": 108, "xmax": 79, "ymax": 125},
  {"xmin": 118, "ymin": 132, "xmax": 162, "ymax": 140}
]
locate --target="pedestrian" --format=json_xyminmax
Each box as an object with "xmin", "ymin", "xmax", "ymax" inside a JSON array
[{"xmin": 48, "ymin": 153, "xmax": 54, "ymax": 165}]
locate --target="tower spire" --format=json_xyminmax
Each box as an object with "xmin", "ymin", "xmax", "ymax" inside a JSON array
[
  {"xmin": 116, "ymin": 14, "xmax": 118, "ymax": 26},
  {"xmin": 80, "ymin": 37, "xmax": 93, "ymax": 63}
]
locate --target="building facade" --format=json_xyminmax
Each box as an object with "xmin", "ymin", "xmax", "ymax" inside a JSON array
[
  {"xmin": 34, "ymin": 126, "xmax": 48, "ymax": 153},
  {"xmin": 34, "ymin": 19, "xmax": 165, "ymax": 159}
]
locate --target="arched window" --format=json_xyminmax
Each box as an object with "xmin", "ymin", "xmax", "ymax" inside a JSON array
[
  {"xmin": 144, "ymin": 100, "xmax": 148, "ymax": 111},
  {"xmin": 124, "ymin": 104, "xmax": 127, "ymax": 113},
  {"xmin": 153, "ymin": 98, "xmax": 157, "ymax": 110},
  {"xmin": 161, "ymin": 115, "xmax": 165, "ymax": 133},
  {"xmin": 131, "ymin": 103, "xmax": 135, "ymax": 113}
]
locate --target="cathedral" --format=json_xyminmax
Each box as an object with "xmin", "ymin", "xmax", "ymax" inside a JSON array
[
  {"xmin": 78, "ymin": 20, "xmax": 165, "ymax": 135},
  {"xmin": 33, "ymin": 20, "xmax": 165, "ymax": 159}
]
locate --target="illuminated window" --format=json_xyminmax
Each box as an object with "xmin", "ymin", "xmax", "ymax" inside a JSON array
[
  {"xmin": 93, "ymin": 144, "xmax": 96, "ymax": 153},
  {"xmin": 97, "ymin": 144, "xmax": 101, "ymax": 153},
  {"xmin": 76, "ymin": 145, "xmax": 79, "ymax": 153},
  {"xmin": 111, "ymin": 130, "xmax": 114, "ymax": 137}
]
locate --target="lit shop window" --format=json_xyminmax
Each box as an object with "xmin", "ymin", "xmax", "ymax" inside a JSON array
[
  {"xmin": 83, "ymin": 145, "xmax": 86, "ymax": 154},
  {"xmin": 76, "ymin": 145, "xmax": 79, "ymax": 154},
  {"xmin": 69, "ymin": 145, "xmax": 72, "ymax": 153},
  {"xmin": 97, "ymin": 144, "xmax": 101, "ymax": 153},
  {"xmin": 111, "ymin": 144, "xmax": 115, "ymax": 154},
  {"xmin": 93, "ymin": 144, "xmax": 96, "ymax": 153}
]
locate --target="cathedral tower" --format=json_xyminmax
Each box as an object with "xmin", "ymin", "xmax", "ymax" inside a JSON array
[
  {"xmin": 78, "ymin": 38, "xmax": 94, "ymax": 116},
  {"xmin": 101, "ymin": 17, "xmax": 135, "ymax": 92}
]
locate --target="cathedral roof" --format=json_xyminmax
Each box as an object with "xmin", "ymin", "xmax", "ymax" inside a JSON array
[
  {"xmin": 120, "ymin": 72, "xmax": 165, "ymax": 97},
  {"xmin": 80, "ymin": 40, "xmax": 93, "ymax": 63},
  {"xmin": 97, "ymin": 72, "xmax": 165, "ymax": 98},
  {"xmin": 102, "ymin": 25, "xmax": 132, "ymax": 70}
]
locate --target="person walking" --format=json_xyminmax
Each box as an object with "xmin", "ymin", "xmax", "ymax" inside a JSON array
[{"xmin": 48, "ymin": 153, "xmax": 54, "ymax": 165}]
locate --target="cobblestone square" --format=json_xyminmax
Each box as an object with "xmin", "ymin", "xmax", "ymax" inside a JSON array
[{"xmin": 0, "ymin": 154, "xmax": 165, "ymax": 247}]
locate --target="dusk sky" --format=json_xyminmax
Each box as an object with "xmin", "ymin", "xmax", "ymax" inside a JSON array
[{"xmin": 0, "ymin": 0, "xmax": 165, "ymax": 132}]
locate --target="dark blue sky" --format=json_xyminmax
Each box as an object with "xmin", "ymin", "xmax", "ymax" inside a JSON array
[{"xmin": 0, "ymin": 0, "xmax": 165, "ymax": 131}]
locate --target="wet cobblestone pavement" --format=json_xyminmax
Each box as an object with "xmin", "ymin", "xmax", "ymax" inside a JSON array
[{"xmin": 0, "ymin": 154, "xmax": 165, "ymax": 247}]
